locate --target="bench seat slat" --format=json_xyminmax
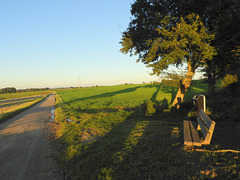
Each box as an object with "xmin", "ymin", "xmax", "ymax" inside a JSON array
[
  {"xmin": 183, "ymin": 120, "xmax": 193, "ymax": 146},
  {"xmin": 189, "ymin": 120, "xmax": 201, "ymax": 146}
]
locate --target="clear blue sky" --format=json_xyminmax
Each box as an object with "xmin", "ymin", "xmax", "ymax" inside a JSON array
[{"xmin": 0, "ymin": 0, "xmax": 161, "ymax": 89}]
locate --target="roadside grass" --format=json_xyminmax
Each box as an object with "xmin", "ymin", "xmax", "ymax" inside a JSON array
[
  {"xmin": 54, "ymin": 81, "xmax": 240, "ymax": 179},
  {"xmin": 0, "ymin": 95, "xmax": 49, "ymax": 123}
]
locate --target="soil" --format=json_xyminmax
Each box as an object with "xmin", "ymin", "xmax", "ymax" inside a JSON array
[{"xmin": 0, "ymin": 94, "xmax": 63, "ymax": 180}]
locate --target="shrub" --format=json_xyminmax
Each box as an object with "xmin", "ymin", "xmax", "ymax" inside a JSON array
[
  {"xmin": 144, "ymin": 100, "xmax": 156, "ymax": 116},
  {"xmin": 159, "ymin": 98, "xmax": 169, "ymax": 111},
  {"xmin": 220, "ymin": 74, "xmax": 238, "ymax": 88}
]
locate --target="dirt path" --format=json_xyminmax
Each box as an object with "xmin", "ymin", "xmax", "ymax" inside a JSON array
[{"xmin": 0, "ymin": 94, "xmax": 63, "ymax": 180}]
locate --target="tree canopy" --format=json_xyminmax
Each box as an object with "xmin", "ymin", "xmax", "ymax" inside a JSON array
[
  {"xmin": 144, "ymin": 13, "xmax": 215, "ymax": 75},
  {"xmin": 121, "ymin": 2, "xmax": 216, "ymax": 106},
  {"xmin": 121, "ymin": 0, "xmax": 240, "ymax": 102}
]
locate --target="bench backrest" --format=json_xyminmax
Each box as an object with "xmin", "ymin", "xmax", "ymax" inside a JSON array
[
  {"xmin": 193, "ymin": 95, "xmax": 206, "ymax": 113},
  {"xmin": 196, "ymin": 109, "xmax": 216, "ymax": 144}
]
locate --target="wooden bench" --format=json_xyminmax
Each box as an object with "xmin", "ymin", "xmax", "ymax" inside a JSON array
[{"xmin": 184, "ymin": 95, "xmax": 216, "ymax": 146}]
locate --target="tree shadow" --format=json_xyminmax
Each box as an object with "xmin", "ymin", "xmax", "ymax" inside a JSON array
[
  {"xmin": 65, "ymin": 84, "xmax": 154, "ymax": 106},
  {"xmin": 149, "ymin": 85, "xmax": 169, "ymax": 113},
  {"xmin": 57, "ymin": 106, "xmax": 147, "ymax": 178},
  {"xmin": 150, "ymin": 85, "xmax": 161, "ymax": 102},
  {"xmin": 160, "ymin": 86, "xmax": 178, "ymax": 103},
  {"xmin": 110, "ymin": 114, "xmax": 186, "ymax": 179},
  {"xmin": 58, "ymin": 99, "xmax": 187, "ymax": 179},
  {"xmin": 158, "ymin": 98, "xmax": 169, "ymax": 111}
]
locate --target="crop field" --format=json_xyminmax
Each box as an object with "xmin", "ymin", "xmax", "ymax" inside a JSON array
[
  {"xmin": 0, "ymin": 91, "xmax": 51, "ymax": 100},
  {"xmin": 0, "ymin": 91, "xmax": 51, "ymax": 122},
  {"xmin": 55, "ymin": 81, "xmax": 240, "ymax": 179}
]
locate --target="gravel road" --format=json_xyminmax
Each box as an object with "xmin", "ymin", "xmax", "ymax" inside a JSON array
[{"xmin": 0, "ymin": 94, "xmax": 63, "ymax": 180}]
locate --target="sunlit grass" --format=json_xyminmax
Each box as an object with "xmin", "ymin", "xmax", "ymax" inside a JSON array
[{"xmin": 54, "ymin": 81, "xmax": 240, "ymax": 179}]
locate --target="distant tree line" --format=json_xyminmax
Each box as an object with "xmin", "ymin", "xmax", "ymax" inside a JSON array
[
  {"xmin": 0, "ymin": 87, "xmax": 50, "ymax": 94},
  {"xmin": 0, "ymin": 87, "xmax": 17, "ymax": 94}
]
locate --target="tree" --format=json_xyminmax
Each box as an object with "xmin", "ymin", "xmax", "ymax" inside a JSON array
[
  {"xmin": 204, "ymin": 9, "xmax": 240, "ymax": 94},
  {"xmin": 0, "ymin": 87, "xmax": 17, "ymax": 94},
  {"xmin": 121, "ymin": 13, "xmax": 215, "ymax": 107},
  {"xmin": 121, "ymin": 0, "xmax": 240, "ymax": 97},
  {"xmin": 176, "ymin": 0, "xmax": 240, "ymax": 94}
]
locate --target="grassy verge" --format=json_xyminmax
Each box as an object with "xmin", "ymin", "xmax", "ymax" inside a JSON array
[
  {"xmin": 54, "ymin": 82, "xmax": 240, "ymax": 179},
  {"xmin": 0, "ymin": 95, "xmax": 48, "ymax": 123}
]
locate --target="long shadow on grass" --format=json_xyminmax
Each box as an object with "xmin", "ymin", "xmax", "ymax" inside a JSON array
[
  {"xmin": 110, "ymin": 113, "xmax": 188, "ymax": 179},
  {"xmin": 61, "ymin": 104, "xmax": 189, "ymax": 179},
  {"xmin": 160, "ymin": 85, "xmax": 178, "ymax": 103},
  {"xmin": 69, "ymin": 85, "xmax": 162, "ymax": 115},
  {"xmin": 64, "ymin": 85, "xmax": 154, "ymax": 106},
  {"xmin": 150, "ymin": 85, "xmax": 161, "ymax": 102}
]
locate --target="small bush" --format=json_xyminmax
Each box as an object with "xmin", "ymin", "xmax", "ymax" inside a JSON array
[
  {"xmin": 144, "ymin": 100, "xmax": 156, "ymax": 116},
  {"xmin": 220, "ymin": 74, "xmax": 238, "ymax": 88},
  {"xmin": 159, "ymin": 98, "xmax": 169, "ymax": 110},
  {"xmin": 187, "ymin": 111, "xmax": 197, "ymax": 119}
]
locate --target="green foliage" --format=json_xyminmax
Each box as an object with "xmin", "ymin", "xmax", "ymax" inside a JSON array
[
  {"xmin": 144, "ymin": 100, "xmax": 156, "ymax": 116},
  {"xmin": 0, "ymin": 87, "xmax": 16, "ymax": 94},
  {"xmin": 122, "ymin": 0, "xmax": 240, "ymax": 95},
  {"xmin": 220, "ymin": 74, "xmax": 238, "ymax": 88},
  {"xmin": 187, "ymin": 108, "xmax": 197, "ymax": 119},
  {"xmin": 145, "ymin": 13, "xmax": 216, "ymax": 75},
  {"xmin": 161, "ymin": 70, "xmax": 186, "ymax": 87},
  {"xmin": 120, "ymin": 33, "xmax": 134, "ymax": 55},
  {"xmin": 121, "ymin": 12, "xmax": 216, "ymax": 104}
]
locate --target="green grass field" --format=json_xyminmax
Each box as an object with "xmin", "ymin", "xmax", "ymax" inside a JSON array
[{"xmin": 54, "ymin": 81, "xmax": 240, "ymax": 179}]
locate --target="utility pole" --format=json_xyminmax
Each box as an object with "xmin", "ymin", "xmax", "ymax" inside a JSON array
[{"xmin": 78, "ymin": 76, "xmax": 81, "ymax": 87}]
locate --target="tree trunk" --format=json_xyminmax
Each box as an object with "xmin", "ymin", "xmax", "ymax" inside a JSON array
[
  {"xmin": 207, "ymin": 68, "xmax": 216, "ymax": 96},
  {"xmin": 208, "ymin": 80, "xmax": 216, "ymax": 95},
  {"xmin": 172, "ymin": 63, "xmax": 195, "ymax": 108}
]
